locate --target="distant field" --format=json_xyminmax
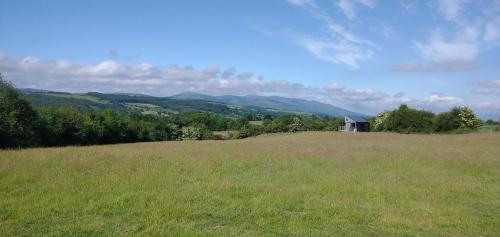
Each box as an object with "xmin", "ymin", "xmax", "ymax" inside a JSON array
[
  {"xmin": 1, "ymin": 132, "xmax": 499, "ymax": 236},
  {"xmin": 46, "ymin": 93, "xmax": 110, "ymax": 104}
]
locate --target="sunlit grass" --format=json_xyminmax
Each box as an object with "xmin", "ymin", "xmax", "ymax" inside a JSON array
[{"xmin": 1, "ymin": 132, "xmax": 499, "ymax": 236}]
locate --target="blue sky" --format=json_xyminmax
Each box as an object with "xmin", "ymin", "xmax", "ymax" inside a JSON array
[{"xmin": 1, "ymin": 0, "xmax": 500, "ymax": 118}]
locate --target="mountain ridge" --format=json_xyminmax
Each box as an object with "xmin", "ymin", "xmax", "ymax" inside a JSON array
[
  {"xmin": 18, "ymin": 88, "xmax": 366, "ymax": 118},
  {"xmin": 171, "ymin": 92, "xmax": 364, "ymax": 117}
]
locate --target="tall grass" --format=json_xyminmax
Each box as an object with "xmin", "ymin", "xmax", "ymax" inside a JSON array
[{"xmin": 1, "ymin": 132, "xmax": 499, "ymax": 236}]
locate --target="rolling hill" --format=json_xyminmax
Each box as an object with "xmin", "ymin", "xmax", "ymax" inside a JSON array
[
  {"xmin": 171, "ymin": 92, "xmax": 363, "ymax": 117},
  {"xmin": 21, "ymin": 91, "xmax": 252, "ymax": 117},
  {"xmin": 19, "ymin": 89, "xmax": 364, "ymax": 118}
]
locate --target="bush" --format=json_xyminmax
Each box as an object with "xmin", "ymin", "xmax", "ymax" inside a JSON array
[
  {"xmin": 181, "ymin": 125, "xmax": 213, "ymax": 140},
  {"xmin": 383, "ymin": 105, "xmax": 435, "ymax": 133},
  {"xmin": 235, "ymin": 124, "xmax": 263, "ymax": 139}
]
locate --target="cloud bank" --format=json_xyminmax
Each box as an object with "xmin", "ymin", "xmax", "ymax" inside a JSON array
[{"xmin": 1, "ymin": 53, "xmax": 499, "ymax": 118}]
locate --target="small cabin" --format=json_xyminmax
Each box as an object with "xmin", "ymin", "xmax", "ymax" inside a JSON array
[{"xmin": 339, "ymin": 116, "xmax": 369, "ymax": 132}]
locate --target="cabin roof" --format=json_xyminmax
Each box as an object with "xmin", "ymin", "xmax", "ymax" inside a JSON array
[{"xmin": 346, "ymin": 116, "xmax": 367, "ymax": 123}]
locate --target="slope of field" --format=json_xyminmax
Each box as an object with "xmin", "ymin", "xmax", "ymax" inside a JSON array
[{"xmin": 1, "ymin": 132, "xmax": 499, "ymax": 236}]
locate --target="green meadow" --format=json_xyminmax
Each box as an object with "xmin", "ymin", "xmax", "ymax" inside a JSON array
[{"xmin": 1, "ymin": 132, "xmax": 499, "ymax": 236}]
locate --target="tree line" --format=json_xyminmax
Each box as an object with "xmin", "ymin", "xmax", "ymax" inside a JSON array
[
  {"xmin": 1, "ymin": 75, "xmax": 344, "ymax": 148},
  {"xmin": 2, "ymin": 74, "xmax": 497, "ymax": 149},
  {"xmin": 371, "ymin": 104, "xmax": 490, "ymax": 133}
]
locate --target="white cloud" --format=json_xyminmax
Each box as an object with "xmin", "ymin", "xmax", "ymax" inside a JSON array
[
  {"xmin": 295, "ymin": 36, "xmax": 373, "ymax": 68},
  {"xmin": 221, "ymin": 67, "xmax": 236, "ymax": 79},
  {"xmin": 412, "ymin": 27, "xmax": 479, "ymax": 62},
  {"xmin": 482, "ymin": 5, "xmax": 500, "ymax": 43},
  {"xmin": 411, "ymin": 1, "xmax": 500, "ymax": 63},
  {"xmin": 237, "ymin": 72, "xmax": 254, "ymax": 80},
  {"xmin": 437, "ymin": 0, "xmax": 469, "ymax": 23},
  {"xmin": 2, "ymin": 54, "xmax": 500, "ymax": 117},
  {"xmin": 336, "ymin": 0, "xmax": 377, "ymax": 20},
  {"xmin": 327, "ymin": 22, "xmax": 375, "ymax": 46},
  {"xmin": 286, "ymin": 0, "xmax": 316, "ymax": 8}
]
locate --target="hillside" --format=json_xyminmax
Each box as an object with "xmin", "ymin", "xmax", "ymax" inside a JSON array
[
  {"xmin": 172, "ymin": 92, "xmax": 363, "ymax": 117},
  {"xmin": 1, "ymin": 132, "xmax": 499, "ymax": 236},
  {"xmin": 20, "ymin": 90, "xmax": 363, "ymax": 118},
  {"xmin": 21, "ymin": 91, "xmax": 255, "ymax": 117}
]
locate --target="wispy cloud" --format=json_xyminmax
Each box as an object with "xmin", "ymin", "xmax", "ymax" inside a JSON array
[
  {"xmin": 472, "ymin": 80, "xmax": 500, "ymax": 96},
  {"xmin": 281, "ymin": 0, "xmax": 377, "ymax": 68},
  {"xmin": 412, "ymin": 27, "xmax": 479, "ymax": 62},
  {"xmin": 412, "ymin": 0, "xmax": 500, "ymax": 63},
  {"xmin": 389, "ymin": 60, "xmax": 476, "ymax": 72},
  {"xmin": 336, "ymin": 0, "xmax": 377, "ymax": 20},
  {"xmin": 400, "ymin": 0, "xmax": 418, "ymax": 13},
  {"xmin": 295, "ymin": 35, "xmax": 373, "ymax": 69},
  {"xmin": 286, "ymin": 0, "xmax": 317, "ymax": 8},
  {"xmin": 437, "ymin": 0, "xmax": 469, "ymax": 23}
]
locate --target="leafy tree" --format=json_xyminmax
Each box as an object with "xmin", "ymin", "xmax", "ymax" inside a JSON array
[
  {"xmin": 181, "ymin": 125, "xmax": 213, "ymax": 140},
  {"xmin": 384, "ymin": 105, "xmax": 435, "ymax": 133},
  {"xmin": 38, "ymin": 107, "xmax": 85, "ymax": 146},
  {"xmin": 329, "ymin": 117, "xmax": 345, "ymax": 131},
  {"xmin": 456, "ymin": 107, "xmax": 481, "ymax": 130},
  {"xmin": 287, "ymin": 117, "xmax": 303, "ymax": 132},
  {"xmin": 433, "ymin": 107, "xmax": 481, "ymax": 132},
  {"xmin": 228, "ymin": 117, "xmax": 249, "ymax": 130},
  {"xmin": 235, "ymin": 124, "xmax": 263, "ymax": 138},
  {"xmin": 0, "ymin": 74, "xmax": 41, "ymax": 148},
  {"xmin": 374, "ymin": 111, "xmax": 391, "ymax": 131},
  {"xmin": 484, "ymin": 119, "xmax": 497, "ymax": 125},
  {"xmin": 433, "ymin": 111, "xmax": 458, "ymax": 132}
]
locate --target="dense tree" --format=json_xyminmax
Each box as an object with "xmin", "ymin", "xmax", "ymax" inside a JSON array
[
  {"xmin": 456, "ymin": 107, "xmax": 481, "ymax": 130},
  {"xmin": 433, "ymin": 111, "xmax": 457, "ymax": 132},
  {"xmin": 375, "ymin": 105, "xmax": 483, "ymax": 134},
  {"xmin": 0, "ymin": 74, "xmax": 490, "ymax": 149},
  {"xmin": 383, "ymin": 105, "xmax": 435, "ymax": 133},
  {"xmin": 235, "ymin": 124, "xmax": 263, "ymax": 139},
  {"xmin": 373, "ymin": 111, "xmax": 391, "ymax": 131},
  {"xmin": 181, "ymin": 125, "xmax": 213, "ymax": 140},
  {"xmin": 0, "ymin": 74, "xmax": 41, "ymax": 148},
  {"xmin": 38, "ymin": 107, "xmax": 85, "ymax": 146}
]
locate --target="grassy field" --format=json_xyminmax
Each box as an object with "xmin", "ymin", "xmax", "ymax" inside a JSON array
[{"xmin": 0, "ymin": 132, "xmax": 499, "ymax": 236}]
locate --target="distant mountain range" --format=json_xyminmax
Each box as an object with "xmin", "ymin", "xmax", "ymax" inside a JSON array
[
  {"xmin": 170, "ymin": 92, "xmax": 363, "ymax": 117},
  {"xmin": 19, "ymin": 89, "xmax": 364, "ymax": 118}
]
